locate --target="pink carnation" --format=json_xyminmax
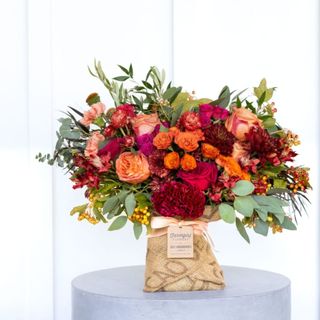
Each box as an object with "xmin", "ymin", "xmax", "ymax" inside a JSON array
[
  {"xmin": 111, "ymin": 104, "xmax": 135, "ymax": 128},
  {"xmin": 80, "ymin": 102, "xmax": 105, "ymax": 126}
]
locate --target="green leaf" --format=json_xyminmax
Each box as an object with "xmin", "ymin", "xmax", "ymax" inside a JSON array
[
  {"xmin": 59, "ymin": 126, "xmax": 81, "ymax": 139},
  {"xmin": 234, "ymin": 196, "xmax": 256, "ymax": 217},
  {"xmin": 281, "ymin": 216, "xmax": 297, "ymax": 230},
  {"xmin": 70, "ymin": 204, "xmax": 87, "ymax": 216},
  {"xmin": 108, "ymin": 216, "xmax": 127, "ymax": 231},
  {"xmin": 232, "ymin": 180, "xmax": 255, "ymax": 196},
  {"xmin": 273, "ymin": 178, "xmax": 287, "ymax": 189},
  {"xmin": 217, "ymin": 85, "xmax": 231, "ymax": 108},
  {"xmin": 219, "ymin": 204, "xmax": 236, "ymax": 223},
  {"xmin": 257, "ymin": 91, "xmax": 266, "ymax": 106},
  {"xmin": 254, "ymin": 78, "xmax": 274, "ymax": 102},
  {"xmin": 103, "ymin": 196, "xmax": 119, "ymax": 214},
  {"xmin": 253, "ymin": 219, "xmax": 269, "ymax": 236},
  {"xmin": 236, "ymin": 218, "xmax": 250, "ymax": 243},
  {"xmin": 263, "ymin": 117, "xmax": 276, "ymax": 128},
  {"xmin": 125, "ymin": 193, "xmax": 136, "ymax": 216},
  {"xmin": 170, "ymin": 104, "xmax": 184, "ymax": 126},
  {"xmin": 255, "ymin": 207, "xmax": 268, "ymax": 221},
  {"xmin": 113, "ymin": 76, "xmax": 129, "ymax": 81},
  {"xmin": 142, "ymin": 80, "xmax": 153, "ymax": 89},
  {"xmin": 133, "ymin": 222, "xmax": 143, "ymax": 239},
  {"xmin": 117, "ymin": 190, "xmax": 129, "ymax": 203},
  {"xmin": 163, "ymin": 86, "xmax": 182, "ymax": 103},
  {"xmin": 129, "ymin": 63, "xmax": 133, "ymax": 77},
  {"xmin": 118, "ymin": 65, "xmax": 129, "ymax": 75}
]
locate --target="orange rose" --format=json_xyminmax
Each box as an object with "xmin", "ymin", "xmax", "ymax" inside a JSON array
[
  {"xmin": 169, "ymin": 126, "xmax": 180, "ymax": 137},
  {"xmin": 131, "ymin": 113, "xmax": 160, "ymax": 136},
  {"xmin": 216, "ymin": 154, "xmax": 250, "ymax": 180},
  {"xmin": 115, "ymin": 152, "xmax": 150, "ymax": 184},
  {"xmin": 180, "ymin": 154, "xmax": 197, "ymax": 171},
  {"xmin": 201, "ymin": 143, "xmax": 220, "ymax": 159},
  {"xmin": 153, "ymin": 132, "xmax": 173, "ymax": 149},
  {"xmin": 164, "ymin": 152, "xmax": 180, "ymax": 169},
  {"xmin": 174, "ymin": 131, "xmax": 200, "ymax": 152},
  {"xmin": 225, "ymin": 107, "xmax": 262, "ymax": 141}
]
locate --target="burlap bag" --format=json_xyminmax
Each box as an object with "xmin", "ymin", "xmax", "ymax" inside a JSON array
[{"xmin": 144, "ymin": 206, "xmax": 225, "ymax": 292}]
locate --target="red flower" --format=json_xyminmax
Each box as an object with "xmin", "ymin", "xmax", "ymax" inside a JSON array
[
  {"xmin": 148, "ymin": 149, "xmax": 170, "ymax": 178},
  {"xmin": 177, "ymin": 161, "xmax": 218, "ymax": 191},
  {"xmin": 98, "ymin": 138, "xmax": 124, "ymax": 159},
  {"xmin": 178, "ymin": 111, "xmax": 201, "ymax": 131},
  {"xmin": 151, "ymin": 181, "xmax": 205, "ymax": 219},
  {"xmin": 110, "ymin": 104, "xmax": 135, "ymax": 128}
]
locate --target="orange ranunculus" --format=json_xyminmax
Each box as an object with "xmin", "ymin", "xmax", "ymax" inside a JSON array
[
  {"xmin": 216, "ymin": 154, "xmax": 250, "ymax": 180},
  {"xmin": 201, "ymin": 143, "xmax": 220, "ymax": 159},
  {"xmin": 131, "ymin": 113, "xmax": 161, "ymax": 136},
  {"xmin": 225, "ymin": 107, "xmax": 262, "ymax": 141},
  {"xmin": 180, "ymin": 154, "xmax": 197, "ymax": 171},
  {"xmin": 153, "ymin": 132, "xmax": 173, "ymax": 149},
  {"xmin": 85, "ymin": 132, "xmax": 105, "ymax": 158},
  {"xmin": 164, "ymin": 152, "xmax": 180, "ymax": 169},
  {"xmin": 174, "ymin": 131, "xmax": 200, "ymax": 152},
  {"xmin": 115, "ymin": 152, "xmax": 150, "ymax": 184}
]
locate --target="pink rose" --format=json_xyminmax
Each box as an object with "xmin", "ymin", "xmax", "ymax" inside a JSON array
[
  {"xmin": 177, "ymin": 162, "xmax": 218, "ymax": 191},
  {"xmin": 80, "ymin": 102, "xmax": 105, "ymax": 126},
  {"xmin": 131, "ymin": 113, "xmax": 161, "ymax": 136},
  {"xmin": 85, "ymin": 132, "xmax": 105, "ymax": 158},
  {"xmin": 225, "ymin": 107, "xmax": 262, "ymax": 141},
  {"xmin": 115, "ymin": 152, "xmax": 150, "ymax": 184}
]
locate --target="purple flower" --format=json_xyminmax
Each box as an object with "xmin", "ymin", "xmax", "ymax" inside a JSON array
[{"xmin": 136, "ymin": 134, "xmax": 155, "ymax": 156}]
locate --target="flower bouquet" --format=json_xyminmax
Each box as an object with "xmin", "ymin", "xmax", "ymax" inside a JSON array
[{"xmin": 37, "ymin": 61, "xmax": 311, "ymax": 292}]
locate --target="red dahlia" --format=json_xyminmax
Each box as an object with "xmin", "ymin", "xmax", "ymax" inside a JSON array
[
  {"xmin": 151, "ymin": 181, "xmax": 205, "ymax": 219},
  {"xmin": 148, "ymin": 150, "xmax": 170, "ymax": 178},
  {"xmin": 204, "ymin": 124, "xmax": 235, "ymax": 156}
]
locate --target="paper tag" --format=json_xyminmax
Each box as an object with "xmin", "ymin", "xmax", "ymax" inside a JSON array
[{"xmin": 167, "ymin": 226, "xmax": 193, "ymax": 258}]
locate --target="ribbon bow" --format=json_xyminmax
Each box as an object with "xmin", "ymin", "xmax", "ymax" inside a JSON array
[{"xmin": 148, "ymin": 216, "xmax": 214, "ymax": 250}]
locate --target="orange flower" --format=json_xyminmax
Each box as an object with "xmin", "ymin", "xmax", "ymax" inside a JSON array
[
  {"xmin": 181, "ymin": 154, "xmax": 197, "ymax": 171},
  {"xmin": 169, "ymin": 126, "xmax": 180, "ymax": 137},
  {"xmin": 164, "ymin": 152, "xmax": 180, "ymax": 169},
  {"xmin": 201, "ymin": 143, "xmax": 220, "ymax": 159},
  {"xmin": 216, "ymin": 154, "xmax": 250, "ymax": 180},
  {"xmin": 174, "ymin": 131, "xmax": 200, "ymax": 152},
  {"xmin": 115, "ymin": 152, "xmax": 150, "ymax": 184},
  {"xmin": 153, "ymin": 132, "xmax": 173, "ymax": 149}
]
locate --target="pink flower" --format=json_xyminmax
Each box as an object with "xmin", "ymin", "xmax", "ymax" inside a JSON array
[
  {"xmin": 103, "ymin": 125, "xmax": 116, "ymax": 137},
  {"xmin": 177, "ymin": 162, "xmax": 218, "ymax": 191},
  {"xmin": 199, "ymin": 104, "xmax": 229, "ymax": 128},
  {"xmin": 123, "ymin": 136, "xmax": 135, "ymax": 148},
  {"xmin": 131, "ymin": 113, "xmax": 161, "ymax": 136},
  {"xmin": 80, "ymin": 102, "xmax": 105, "ymax": 126},
  {"xmin": 91, "ymin": 153, "xmax": 112, "ymax": 173},
  {"xmin": 85, "ymin": 132, "xmax": 105, "ymax": 158},
  {"xmin": 225, "ymin": 107, "xmax": 262, "ymax": 141},
  {"xmin": 111, "ymin": 104, "xmax": 135, "ymax": 128}
]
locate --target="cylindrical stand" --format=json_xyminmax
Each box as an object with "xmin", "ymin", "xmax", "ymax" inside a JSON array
[{"xmin": 72, "ymin": 265, "xmax": 290, "ymax": 320}]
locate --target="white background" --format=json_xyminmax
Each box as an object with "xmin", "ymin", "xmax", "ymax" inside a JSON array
[{"xmin": 0, "ymin": 0, "xmax": 318, "ymax": 319}]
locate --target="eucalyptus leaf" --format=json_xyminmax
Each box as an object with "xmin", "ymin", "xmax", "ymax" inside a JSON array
[
  {"xmin": 103, "ymin": 196, "xmax": 119, "ymax": 214},
  {"xmin": 108, "ymin": 216, "xmax": 127, "ymax": 231},
  {"xmin": 281, "ymin": 216, "xmax": 297, "ymax": 230},
  {"xmin": 234, "ymin": 196, "xmax": 256, "ymax": 217},
  {"xmin": 236, "ymin": 218, "xmax": 250, "ymax": 243},
  {"xmin": 117, "ymin": 190, "xmax": 129, "ymax": 203},
  {"xmin": 219, "ymin": 204, "xmax": 236, "ymax": 223},
  {"xmin": 232, "ymin": 180, "xmax": 255, "ymax": 196},
  {"xmin": 253, "ymin": 219, "xmax": 269, "ymax": 236},
  {"xmin": 133, "ymin": 222, "xmax": 143, "ymax": 239},
  {"xmin": 125, "ymin": 193, "xmax": 136, "ymax": 216},
  {"xmin": 255, "ymin": 207, "xmax": 268, "ymax": 221}
]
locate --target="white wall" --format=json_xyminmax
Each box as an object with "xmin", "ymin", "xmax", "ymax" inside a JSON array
[{"xmin": 0, "ymin": 0, "xmax": 318, "ymax": 319}]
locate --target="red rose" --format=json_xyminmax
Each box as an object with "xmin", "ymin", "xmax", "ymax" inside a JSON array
[{"xmin": 177, "ymin": 161, "xmax": 218, "ymax": 191}]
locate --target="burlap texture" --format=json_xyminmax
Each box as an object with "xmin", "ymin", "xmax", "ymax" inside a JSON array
[{"xmin": 144, "ymin": 206, "xmax": 225, "ymax": 293}]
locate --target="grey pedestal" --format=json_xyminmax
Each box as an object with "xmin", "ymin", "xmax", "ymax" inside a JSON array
[{"xmin": 72, "ymin": 265, "xmax": 291, "ymax": 320}]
